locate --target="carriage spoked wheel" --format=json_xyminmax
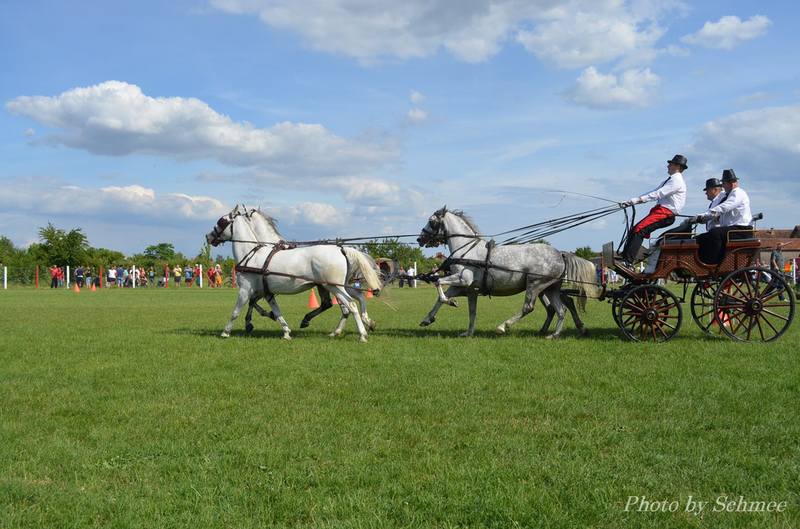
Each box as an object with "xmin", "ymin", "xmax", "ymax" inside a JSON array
[
  {"xmin": 713, "ymin": 267, "xmax": 796, "ymax": 342},
  {"xmin": 618, "ymin": 285, "xmax": 683, "ymax": 342},
  {"xmin": 690, "ymin": 280, "xmax": 725, "ymax": 337},
  {"xmin": 611, "ymin": 295, "xmax": 623, "ymax": 327}
]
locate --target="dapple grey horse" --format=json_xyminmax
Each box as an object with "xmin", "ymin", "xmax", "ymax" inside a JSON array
[
  {"xmin": 417, "ymin": 207, "xmax": 599, "ymax": 338},
  {"xmin": 206, "ymin": 205, "xmax": 382, "ymax": 342}
]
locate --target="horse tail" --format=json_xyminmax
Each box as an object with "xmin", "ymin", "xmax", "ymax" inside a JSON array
[
  {"xmin": 343, "ymin": 247, "xmax": 383, "ymax": 292},
  {"xmin": 563, "ymin": 254, "xmax": 600, "ymax": 311}
]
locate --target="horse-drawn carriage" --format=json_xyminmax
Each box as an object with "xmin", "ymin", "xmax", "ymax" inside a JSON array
[{"xmin": 601, "ymin": 218, "xmax": 795, "ymax": 343}]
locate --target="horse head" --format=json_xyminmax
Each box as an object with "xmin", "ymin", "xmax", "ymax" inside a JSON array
[
  {"xmin": 206, "ymin": 205, "xmax": 250, "ymax": 246},
  {"xmin": 417, "ymin": 206, "xmax": 448, "ymax": 248}
]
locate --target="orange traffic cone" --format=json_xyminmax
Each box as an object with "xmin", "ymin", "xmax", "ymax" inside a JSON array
[
  {"xmin": 366, "ymin": 289, "xmax": 373, "ymax": 298},
  {"xmin": 308, "ymin": 290, "xmax": 320, "ymax": 309},
  {"xmin": 73, "ymin": 283, "xmax": 80, "ymax": 293},
  {"xmin": 91, "ymin": 283, "xmax": 96, "ymax": 292}
]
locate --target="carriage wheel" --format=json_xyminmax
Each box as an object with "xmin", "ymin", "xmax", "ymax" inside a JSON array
[
  {"xmin": 690, "ymin": 280, "xmax": 725, "ymax": 337},
  {"xmin": 713, "ymin": 267, "xmax": 796, "ymax": 342},
  {"xmin": 619, "ymin": 285, "xmax": 683, "ymax": 342},
  {"xmin": 611, "ymin": 295, "xmax": 623, "ymax": 326}
]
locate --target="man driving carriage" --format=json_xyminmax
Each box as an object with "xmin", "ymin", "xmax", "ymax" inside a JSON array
[{"xmin": 619, "ymin": 154, "xmax": 688, "ymax": 266}]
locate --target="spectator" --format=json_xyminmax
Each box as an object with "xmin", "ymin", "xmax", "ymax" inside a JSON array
[
  {"xmin": 173, "ymin": 264, "xmax": 182, "ymax": 287},
  {"xmin": 148, "ymin": 267, "xmax": 155, "ymax": 287},
  {"xmin": 49, "ymin": 265, "xmax": 59, "ymax": 288},
  {"xmin": 116, "ymin": 265, "xmax": 124, "ymax": 288},
  {"xmin": 194, "ymin": 264, "xmax": 202, "ymax": 287},
  {"xmin": 398, "ymin": 266, "xmax": 406, "ymax": 287},
  {"xmin": 108, "ymin": 266, "xmax": 117, "ymax": 287},
  {"xmin": 215, "ymin": 264, "xmax": 223, "ymax": 287},
  {"xmin": 207, "ymin": 266, "xmax": 217, "ymax": 288},
  {"xmin": 57, "ymin": 266, "xmax": 64, "ymax": 288},
  {"xmin": 184, "ymin": 265, "xmax": 193, "ymax": 287},
  {"xmin": 770, "ymin": 243, "xmax": 787, "ymax": 301},
  {"xmin": 84, "ymin": 267, "xmax": 92, "ymax": 288},
  {"xmin": 75, "ymin": 265, "xmax": 84, "ymax": 288}
]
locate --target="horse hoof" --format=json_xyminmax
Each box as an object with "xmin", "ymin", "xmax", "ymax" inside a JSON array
[
  {"xmin": 420, "ymin": 320, "xmax": 432, "ymax": 327},
  {"xmin": 329, "ymin": 331, "xmax": 342, "ymax": 338},
  {"xmin": 459, "ymin": 332, "xmax": 474, "ymax": 338},
  {"xmin": 220, "ymin": 331, "xmax": 230, "ymax": 338},
  {"xmin": 579, "ymin": 328, "xmax": 589, "ymax": 337},
  {"xmin": 368, "ymin": 320, "xmax": 377, "ymax": 331},
  {"xmin": 282, "ymin": 334, "xmax": 292, "ymax": 341},
  {"xmin": 446, "ymin": 299, "xmax": 459, "ymax": 307},
  {"xmin": 245, "ymin": 323, "xmax": 254, "ymax": 334},
  {"xmin": 546, "ymin": 334, "xmax": 560, "ymax": 340},
  {"xmin": 495, "ymin": 325, "xmax": 506, "ymax": 335},
  {"xmin": 358, "ymin": 336, "xmax": 368, "ymax": 343},
  {"xmin": 299, "ymin": 319, "xmax": 310, "ymax": 329}
]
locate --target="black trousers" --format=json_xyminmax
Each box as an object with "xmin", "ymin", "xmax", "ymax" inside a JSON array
[{"xmin": 696, "ymin": 225, "xmax": 753, "ymax": 264}]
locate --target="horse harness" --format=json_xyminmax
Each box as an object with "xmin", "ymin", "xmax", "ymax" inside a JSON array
[
  {"xmin": 430, "ymin": 240, "xmax": 569, "ymax": 296},
  {"xmin": 235, "ymin": 241, "xmax": 351, "ymax": 297}
]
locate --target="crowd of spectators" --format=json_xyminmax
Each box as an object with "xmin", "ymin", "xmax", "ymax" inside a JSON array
[{"xmin": 45, "ymin": 263, "xmax": 228, "ymax": 288}]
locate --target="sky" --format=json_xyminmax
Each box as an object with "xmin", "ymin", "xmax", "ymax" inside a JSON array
[{"xmin": 1, "ymin": 0, "xmax": 798, "ymax": 257}]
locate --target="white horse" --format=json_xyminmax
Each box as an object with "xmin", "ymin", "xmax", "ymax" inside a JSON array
[
  {"xmin": 241, "ymin": 209, "xmax": 380, "ymax": 337},
  {"xmin": 207, "ymin": 205, "xmax": 382, "ymax": 342},
  {"xmin": 417, "ymin": 207, "xmax": 600, "ymax": 338}
]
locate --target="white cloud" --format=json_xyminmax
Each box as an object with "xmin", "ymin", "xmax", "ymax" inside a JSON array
[
  {"xmin": 0, "ymin": 178, "xmax": 229, "ymax": 224},
  {"xmin": 516, "ymin": 5, "xmax": 665, "ymax": 69},
  {"xmin": 280, "ymin": 202, "xmax": 345, "ymax": 226},
  {"xmin": 210, "ymin": 0, "xmax": 683, "ymax": 68},
  {"xmin": 410, "ymin": 90, "xmax": 425, "ymax": 104},
  {"xmin": 681, "ymin": 15, "xmax": 771, "ymax": 50},
  {"xmin": 6, "ymin": 81, "xmax": 395, "ymax": 178},
  {"xmin": 690, "ymin": 104, "xmax": 800, "ymax": 178},
  {"xmin": 407, "ymin": 108, "xmax": 428, "ymax": 123},
  {"xmin": 566, "ymin": 67, "xmax": 660, "ymax": 109}
]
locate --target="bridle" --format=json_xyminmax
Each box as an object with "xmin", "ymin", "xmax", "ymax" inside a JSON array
[{"xmin": 208, "ymin": 207, "xmax": 258, "ymax": 246}]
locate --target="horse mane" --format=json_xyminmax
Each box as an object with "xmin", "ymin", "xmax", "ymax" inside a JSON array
[
  {"xmin": 449, "ymin": 210, "xmax": 480, "ymax": 234},
  {"xmin": 251, "ymin": 209, "xmax": 283, "ymax": 236}
]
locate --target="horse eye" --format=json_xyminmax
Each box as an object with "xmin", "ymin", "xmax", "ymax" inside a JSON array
[{"xmin": 217, "ymin": 218, "xmax": 226, "ymax": 227}]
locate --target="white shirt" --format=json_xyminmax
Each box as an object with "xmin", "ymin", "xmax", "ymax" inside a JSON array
[
  {"xmin": 706, "ymin": 191, "xmax": 726, "ymax": 231},
  {"xmin": 633, "ymin": 171, "xmax": 686, "ymax": 214},
  {"xmin": 706, "ymin": 187, "xmax": 752, "ymax": 227}
]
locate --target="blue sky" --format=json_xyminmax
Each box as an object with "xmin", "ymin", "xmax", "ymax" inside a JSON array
[{"xmin": 1, "ymin": 0, "xmax": 798, "ymax": 256}]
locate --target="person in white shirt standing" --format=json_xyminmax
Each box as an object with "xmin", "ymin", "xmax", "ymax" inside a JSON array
[
  {"xmin": 694, "ymin": 169, "xmax": 753, "ymax": 264},
  {"xmin": 620, "ymin": 154, "xmax": 688, "ymax": 265}
]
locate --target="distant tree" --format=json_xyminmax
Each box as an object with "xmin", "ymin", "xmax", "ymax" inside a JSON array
[
  {"xmin": 37, "ymin": 223, "xmax": 89, "ymax": 266},
  {"xmin": 575, "ymin": 246, "xmax": 597, "ymax": 260},
  {"xmin": 0, "ymin": 236, "xmax": 14, "ymax": 263},
  {"xmin": 144, "ymin": 243, "xmax": 176, "ymax": 262}
]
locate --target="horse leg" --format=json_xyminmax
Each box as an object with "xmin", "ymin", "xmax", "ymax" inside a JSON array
[
  {"xmin": 563, "ymin": 293, "xmax": 588, "ymax": 337},
  {"xmin": 351, "ymin": 288, "xmax": 375, "ymax": 331},
  {"xmin": 537, "ymin": 293, "xmax": 556, "ymax": 336},
  {"xmin": 244, "ymin": 298, "xmax": 257, "ymax": 334},
  {"xmin": 496, "ymin": 278, "xmax": 541, "ymax": 334},
  {"xmin": 420, "ymin": 286, "xmax": 463, "ymax": 326},
  {"xmin": 265, "ymin": 296, "xmax": 292, "ymax": 340},
  {"xmin": 460, "ymin": 293, "xmax": 479, "ymax": 337},
  {"xmin": 300, "ymin": 287, "xmax": 333, "ymax": 328},
  {"xmin": 222, "ymin": 286, "xmax": 253, "ymax": 338},
  {"xmin": 332, "ymin": 287, "xmax": 368, "ymax": 342},
  {"xmin": 544, "ymin": 284, "xmax": 568, "ymax": 340},
  {"xmin": 435, "ymin": 270, "xmax": 473, "ymax": 307}
]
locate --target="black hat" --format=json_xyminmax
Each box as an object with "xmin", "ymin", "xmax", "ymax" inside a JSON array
[
  {"xmin": 703, "ymin": 178, "xmax": 723, "ymax": 190},
  {"xmin": 667, "ymin": 154, "xmax": 688, "ymax": 169},
  {"xmin": 721, "ymin": 169, "xmax": 738, "ymax": 183}
]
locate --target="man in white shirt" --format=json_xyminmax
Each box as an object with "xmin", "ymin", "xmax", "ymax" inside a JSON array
[
  {"xmin": 694, "ymin": 169, "xmax": 753, "ymax": 264},
  {"xmin": 620, "ymin": 154, "xmax": 688, "ymax": 265},
  {"xmin": 663, "ymin": 177, "xmax": 725, "ymax": 240}
]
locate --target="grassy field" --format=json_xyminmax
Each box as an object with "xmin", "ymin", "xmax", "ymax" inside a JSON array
[{"xmin": 0, "ymin": 285, "xmax": 798, "ymax": 528}]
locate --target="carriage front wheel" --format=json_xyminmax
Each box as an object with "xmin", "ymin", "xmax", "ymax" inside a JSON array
[
  {"xmin": 713, "ymin": 267, "xmax": 795, "ymax": 342},
  {"xmin": 619, "ymin": 285, "xmax": 683, "ymax": 342}
]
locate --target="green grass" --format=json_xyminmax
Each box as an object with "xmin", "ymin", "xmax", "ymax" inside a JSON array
[{"xmin": 0, "ymin": 286, "xmax": 798, "ymax": 528}]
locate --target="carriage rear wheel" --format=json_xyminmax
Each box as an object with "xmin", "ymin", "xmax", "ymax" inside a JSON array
[
  {"xmin": 690, "ymin": 280, "xmax": 725, "ymax": 337},
  {"xmin": 713, "ymin": 267, "xmax": 796, "ymax": 342},
  {"xmin": 619, "ymin": 285, "xmax": 683, "ymax": 342}
]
